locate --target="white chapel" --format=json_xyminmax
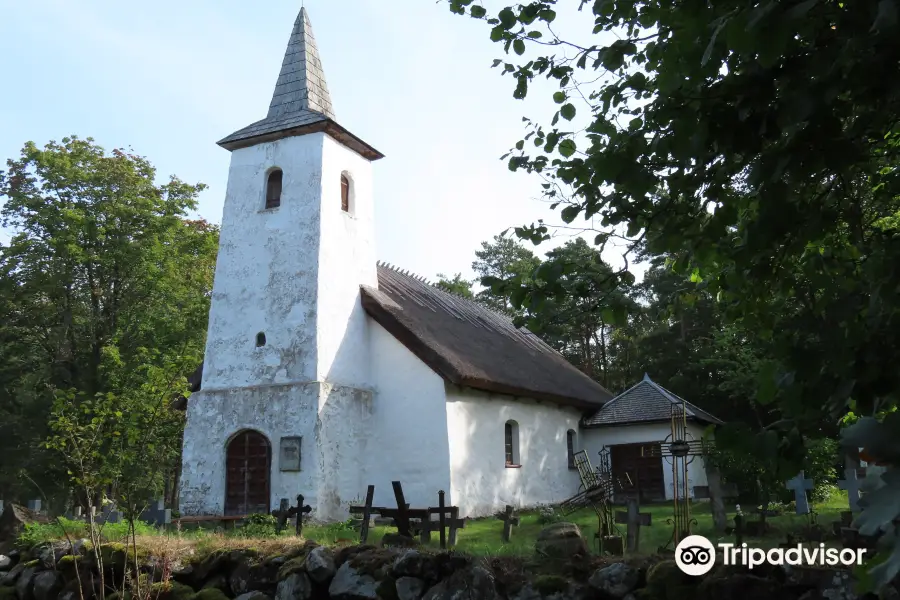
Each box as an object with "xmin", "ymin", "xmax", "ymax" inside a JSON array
[{"xmin": 178, "ymin": 7, "xmax": 721, "ymax": 521}]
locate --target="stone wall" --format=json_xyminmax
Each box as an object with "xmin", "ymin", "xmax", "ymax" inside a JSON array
[{"xmin": 1, "ymin": 532, "xmax": 887, "ymax": 600}]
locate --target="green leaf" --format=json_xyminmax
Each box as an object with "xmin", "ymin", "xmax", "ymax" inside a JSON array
[
  {"xmin": 498, "ymin": 8, "xmax": 517, "ymax": 30},
  {"xmin": 470, "ymin": 5, "xmax": 487, "ymax": 18},
  {"xmin": 757, "ymin": 362, "xmax": 779, "ymax": 405},
  {"xmin": 513, "ymin": 39, "xmax": 526, "ymax": 55},
  {"xmin": 539, "ymin": 8, "xmax": 556, "ymax": 22},
  {"xmin": 561, "ymin": 205, "xmax": 580, "ymax": 223},
  {"xmin": 560, "ymin": 104, "xmax": 576, "ymax": 120},
  {"xmin": 527, "ymin": 31, "xmax": 543, "ymax": 39},
  {"xmin": 553, "ymin": 91, "xmax": 566, "ymax": 104},
  {"xmin": 558, "ymin": 139, "xmax": 577, "ymax": 157}
]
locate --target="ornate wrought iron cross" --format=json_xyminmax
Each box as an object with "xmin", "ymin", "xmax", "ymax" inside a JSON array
[{"xmin": 644, "ymin": 400, "xmax": 706, "ymax": 552}]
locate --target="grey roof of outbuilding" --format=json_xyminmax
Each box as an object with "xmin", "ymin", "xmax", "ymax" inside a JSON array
[
  {"xmin": 582, "ymin": 373, "xmax": 724, "ymax": 428},
  {"xmin": 360, "ymin": 263, "xmax": 615, "ymax": 410},
  {"xmin": 217, "ymin": 8, "xmax": 383, "ymax": 160}
]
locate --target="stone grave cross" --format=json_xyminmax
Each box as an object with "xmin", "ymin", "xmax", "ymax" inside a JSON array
[
  {"xmin": 785, "ymin": 471, "xmax": 814, "ymax": 515},
  {"xmin": 501, "ymin": 505, "xmax": 520, "ymax": 543},
  {"xmin": 837, "ymin": 460, "xmax": 863, "ymax": 512},
  {"xmin": 615, "ymin": 497, "xmax": 651, "ymax": 553}
]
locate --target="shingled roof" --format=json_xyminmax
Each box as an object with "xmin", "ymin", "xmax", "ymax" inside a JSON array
[
  {"xmin": 217, "ymin": 8, "xmax": 383, "ymax": 160},
  {"xmin": 582, "ymin": 373, "xmax": 723, "ymax": 428},
  {"xmin": 360, "ymin": 263, "xmax": 615, "ymax": 410}
]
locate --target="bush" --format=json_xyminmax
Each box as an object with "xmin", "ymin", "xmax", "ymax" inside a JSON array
[
  {"xmin": 536, "ymin": 506, "xmax": 561, "ymax": 525},
  {"xmin": 235, "ymin": 513, "xmax": 279, "ymax": 538},
  {"xmin": 803, "ymin": 437, "xmax": 839, "ymax": 502}
]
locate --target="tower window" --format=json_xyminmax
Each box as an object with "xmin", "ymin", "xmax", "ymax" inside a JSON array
[
  {"xmin": 256, "ymin": 332, "xmax": 267, "ymax": 347},
  {"xmin": 341, "ymin": 174, "xmax": 350, "ymax": 212},
  {"xmin": 266, "ymin": 169, "xmax": 283, "ymax": 209}
]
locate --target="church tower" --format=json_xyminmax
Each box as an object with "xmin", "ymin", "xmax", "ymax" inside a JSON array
[{"xmin": 180, "ymin": 8, "xmax": 383, "ymax": 519}]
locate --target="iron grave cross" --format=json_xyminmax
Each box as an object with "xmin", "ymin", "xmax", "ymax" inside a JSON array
[{"xmin": 838, "ymin": 462, "xmax": 863, "ymax": 512}]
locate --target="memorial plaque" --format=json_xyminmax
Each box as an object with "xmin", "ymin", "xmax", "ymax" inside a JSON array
[{"xmin": 280, "ymin": 436, "xmax": 302, "ymax": 471}]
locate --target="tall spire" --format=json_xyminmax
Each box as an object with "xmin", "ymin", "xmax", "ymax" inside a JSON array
[
  {"xmin": 268, "ymin": 7, "xmax": 335, "ymax": 120},
  {"xmin": 217, "ymin": 7, "xmax": 383, "ymax": 160}
]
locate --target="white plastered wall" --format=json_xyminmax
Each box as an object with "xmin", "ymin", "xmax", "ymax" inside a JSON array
[{"xmin": 445, "ymin": 385, "xmax": 583, "ymax": 518}]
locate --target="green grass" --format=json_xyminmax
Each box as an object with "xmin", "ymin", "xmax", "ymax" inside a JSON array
[
  {"xmin": 20, "ymin": 493, "xmax": 851, "ymax": 560},
  {"xmin": 295, "ymin": 493, "xmax": 849, "ymax": 556}
]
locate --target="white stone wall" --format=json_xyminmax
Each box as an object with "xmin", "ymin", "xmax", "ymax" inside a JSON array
[
  {"xmin": 316, "ymin": 135, "xmax": 377, "ymax": 388},
  {"xmin": 362, "ymin": 320, "xmax": 452, "ymax": 511},
  {"xmin": 201, "ymin": 135, "xmax": 325, "ymax": 390},
  {"xmin": 579, "ymin": 422, "xmax": 711, "ymax": 501},
  {"xmin": 445, "ymin": 385, "xmax": 583, "ymax": 518},
  {"xmin": 179, "ymin": 381, "xmax": 372, "ymax": 519}
]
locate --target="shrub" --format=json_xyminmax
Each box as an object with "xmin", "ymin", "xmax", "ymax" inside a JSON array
[
  {"xmin": 536, "ymin": 506, "xmax": 561, "ymax": 525},
  {"xmin": 235, "ymin": 513, "xmax": 279, "ymax": 538}
]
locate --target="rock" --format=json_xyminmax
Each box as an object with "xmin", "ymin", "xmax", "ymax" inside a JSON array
[
  {"xmin": 275, "ymin": 573, "xmax": 312, "ymax": 600},
  {"xmin": 511, "ymin": 579, "xmax": 581, "ymax": 600},
  {"xmin": 696, "ymin": 573, "xmax": 790, "ymax": 600},
  {"xmin": 172, "ymin": 564, "xmax": 195, "ymax": 586},
  {"xmin": 820, "ymin": 571, "xmax": 855, "ymax": 600},
  {"xmin": 16, "ymin": 566, "xmax": 38, "ymax": 600},
  {"xmin": 32, "ymin": 571, "xmax": 64, "ymax": 600},
  {"xmin": 381, "ymin": 534, "xmax": 419, "ymax": 549},
  {"xmin": 193, "ymin": 590, "xmax": 231, "ymax": 600},
  {"xmin": 306, "ymin": 546, "xmax": 336, "ymax": 583},
  {"xmin": 234, "ymin": 593, "xmax": 271, "ymax": 600},
  {"xmin": 194, "ymin": 550, "xmax": 230, "ymax": 581},
  {"xmin": 71, "ymin": 540, "xmax": 90, "ymax": 556},
  {"xmin": 643, "ymin": 560, "xmax": 696, "ymax": 600},
  {"xmin": 1, "ymin": 562, "xmax": 24, "ymax": 585},
  {"xmin": 149, "ymin": 582, "xmax": 195, "ymax": 600},
  {"xmin": 230, "ymin": 560, "xmax": 253, "ymax": 596},
  {"xmin": 396, "ymin": 577, "xmax": 425, "ymax": 600},
  {"xmin": 393, "ymin": 551, "xmax": 437, "ymax": 582},
  {"xmin": 534, "ymin": 523, "xmax": 588, "ymax": 559},
  {"xmin": 421, "ymin": 566, "xmax": 498, "ymax": 600},
  {"xmin": 329, "ymin": 562, "xmax": 379, "ymax": 600},
  {"xmin": 588, "ymin": 563, "xmax": 640, "ymax": 599},
  {"xmin": 0, "ymin": 556, "xmax": 10, "ymax": 570},
  {"xmin": 203, "ymin": 575, "xmax": 230, "ymax": 592}
]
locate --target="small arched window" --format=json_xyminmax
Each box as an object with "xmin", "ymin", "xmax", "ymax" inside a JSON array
[
  {"xmin": 265, "ymin": 169, "xmax": 283, "ymax": 209},
  {"xmin": 566, "ymin": 429, "xmax": 576, "ymax": 469},
  {"xmin": 505, "ymin": 420, "xmax": 520, "ymax": 467},
  {"xmin": 256, "ymin": 332, "xmax": 267, "ymax": 347},
  {"xmin": 340, "ymin": 174, "xmax": 350, "ymax": 212}
]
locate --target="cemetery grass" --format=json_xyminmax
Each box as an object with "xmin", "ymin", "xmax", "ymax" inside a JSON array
[{"xmin": 21, "ymin": 494, "xmax": 848, "ymax": 560}]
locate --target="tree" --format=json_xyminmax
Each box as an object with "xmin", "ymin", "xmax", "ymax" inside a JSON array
[
  {"xmin": 446, "ymin": 0, "xmax": 900, "ymax": 586},
  {"xmin": 0, "ymin": 136, "xmax": 217, "ymax": 506},
  {"xmin": 434, "ymin": 272, "xmax": 475, "ymax": 298},
  {"xmin": 473, "ymin": 234, "xmax": 542, "ymax": 317}
]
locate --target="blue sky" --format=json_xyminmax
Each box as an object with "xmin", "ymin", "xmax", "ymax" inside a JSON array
[{"xmin": 0, "ymin": 0, "xmax": 640, "ymax": 283}]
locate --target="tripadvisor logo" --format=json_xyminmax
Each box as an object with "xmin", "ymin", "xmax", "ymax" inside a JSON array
[{"xmin": 675, "ymin": 535, "xmax": 867, "ymax": 576}]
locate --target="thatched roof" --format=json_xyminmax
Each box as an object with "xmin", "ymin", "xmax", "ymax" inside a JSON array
[{"xmin": 360, "ymin": 263, "xmax": 614, "ymax": 410}]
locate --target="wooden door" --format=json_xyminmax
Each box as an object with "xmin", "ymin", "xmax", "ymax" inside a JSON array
[
  {"xmin": 610, "ymin": 442, "xmax": 665, "ymax": 502},
  {"xmin": 225, "ymin": 430, "xmax": 271, "ymax": 516}
]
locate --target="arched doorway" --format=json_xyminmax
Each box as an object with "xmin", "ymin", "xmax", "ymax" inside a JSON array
[{"xmin": 225, "ymin": 430, "xmax": 271, "ymax": 516}]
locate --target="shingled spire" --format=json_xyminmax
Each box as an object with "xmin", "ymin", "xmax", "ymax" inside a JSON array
[
  {"xmin": 268, "ymin": 7, "xmax": 335, "ymax": 120},
  {"xmin": 217, "ymin": 8, "xmax": 382, "ymax": 160}
]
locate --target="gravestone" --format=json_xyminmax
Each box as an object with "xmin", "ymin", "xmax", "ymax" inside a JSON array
[
  {"xmin": 98, "ymin": 503, "xmax": 121, "ymax": 525},
  {"xmin": 614, "ymin": 497, "xmax": 651, "ymax": 553},
  {"xmin": 141, "ymin": 498, "xmax": 171, "ymax": 527},
  {"xmin": 501, "ymin": 505, "xmax": 519, "ymax": 543},
  {"xmin": 785, "ymin": 472, "xmax": 814, "ymax": 515},
  {"xmin": 27, "ymin": 499, "xmax": 41, "ymax": 513},
  {"xmin": 837, "ymin": 460, "xmax": 863, "ymax": 512}
]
